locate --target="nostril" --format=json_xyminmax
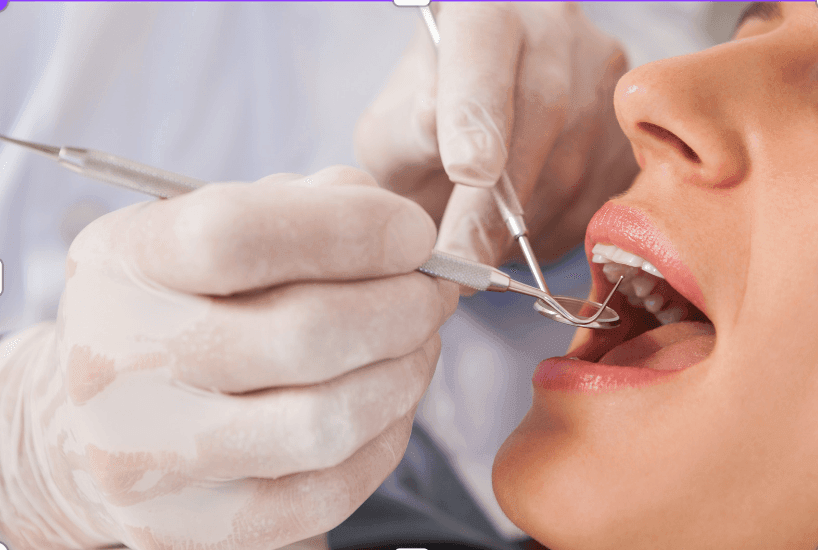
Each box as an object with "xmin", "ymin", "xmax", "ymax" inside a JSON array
[{"xmin": 637, "ymin": 122, "xmax": 701, "ymax": 163}]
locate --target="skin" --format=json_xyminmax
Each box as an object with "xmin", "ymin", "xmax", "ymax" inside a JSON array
[{"xmin": 493, "ymin": 3, "xmax": 818, "ymax": 549}]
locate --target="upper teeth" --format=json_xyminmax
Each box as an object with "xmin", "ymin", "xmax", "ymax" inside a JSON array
[
  {"xmin": 591, "ymin": 243, "xmax": 665, "ymax": 279},
  {"xmin": 591, "ymin": 243, "xmax": 684, "ymax": 325}
]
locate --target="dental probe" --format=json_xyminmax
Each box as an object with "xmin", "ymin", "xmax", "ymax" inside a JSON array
[
  {"xmin": 418, "ymin": 6, "xmax": 551, "ymax": 296},
  {"xmin": 0, "ymin": 134, "xmax": 620, "ymax": 327}
]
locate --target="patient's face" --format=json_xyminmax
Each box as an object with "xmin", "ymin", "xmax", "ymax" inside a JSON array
[{"xmin": 494, "ymin": 3, "xmax": 818, "ymax": 548}]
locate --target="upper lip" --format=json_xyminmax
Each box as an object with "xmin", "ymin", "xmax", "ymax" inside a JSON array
[{"xmin": 584, "ymin": 202, "xmax": 708, "ymax": 317}]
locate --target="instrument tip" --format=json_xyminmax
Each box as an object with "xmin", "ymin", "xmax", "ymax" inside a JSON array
[{"xmin": 0, "ymin": 134, "xmax": 61, "ymax": 160}]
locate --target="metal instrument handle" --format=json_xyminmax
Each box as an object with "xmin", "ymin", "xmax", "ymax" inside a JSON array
[
  {"xmin": 58, "ymin": 147, "xmax": 206, "ymax": 198},
  {"xmin": 418, "ymin": 250, "xmax": 512, "ymax": 292}
]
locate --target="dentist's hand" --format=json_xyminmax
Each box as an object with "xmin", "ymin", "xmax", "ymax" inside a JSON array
[
  {"xmin": 356, "ymin": 2, "xmax": 639, "ymax": 268},
  {"xmin": 0, "ymin": 166, "xmax": 457, "ymax": 550}
]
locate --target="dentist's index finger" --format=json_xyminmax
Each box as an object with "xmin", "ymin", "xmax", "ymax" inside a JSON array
[
  {"xmin": 435, "ymin": 3, "xmax": 522, "ymax": 188},
  {"xmin": 127, "ymin": 166, "xmax": 438, "ymax": 295}
]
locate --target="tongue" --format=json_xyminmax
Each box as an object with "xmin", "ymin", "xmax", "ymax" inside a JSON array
[{"xmin": 598, "ymin": 321, "xmax": 715, "ymax": 370}]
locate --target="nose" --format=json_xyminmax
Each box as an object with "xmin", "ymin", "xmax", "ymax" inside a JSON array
[{"xmin": 613, "ymin": 46, "xmax": 750, "ymax": 189}]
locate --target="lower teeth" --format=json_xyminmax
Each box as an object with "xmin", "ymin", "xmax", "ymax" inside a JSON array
[
  {"xmin": 655, "ymin": 306, "xmax": 684, "ymax": 325},
  {"xmin": 643, "ymin": 294, "xmax": 663, "ymax": 314}
]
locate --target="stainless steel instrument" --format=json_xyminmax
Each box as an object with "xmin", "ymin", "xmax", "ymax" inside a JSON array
[{"xmin": 1, "ymin": 133, "xmax": 621, "ymax": 329}]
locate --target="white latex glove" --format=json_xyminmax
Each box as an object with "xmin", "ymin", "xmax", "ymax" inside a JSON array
[
  {"xmin": 356, "ymin": 2, "xmax": 639, "ymax": 269},
  {"xmin": 0, "ymin": 166, "xmax": 458, "ymax": 550}
]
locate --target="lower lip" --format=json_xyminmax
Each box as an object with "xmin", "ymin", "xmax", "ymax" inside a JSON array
[{"xmin": 533, "ymin": 357, "xmax": 678, "ymax": 393}]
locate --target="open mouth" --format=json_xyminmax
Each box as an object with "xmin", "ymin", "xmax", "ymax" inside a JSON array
[{"xmin": 534, "ymin": 203, "xmax": 715, "ymax": 392}]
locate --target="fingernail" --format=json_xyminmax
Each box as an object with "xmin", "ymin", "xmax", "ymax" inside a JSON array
[{"xmin": 440, "ymin": 101, "xmax": 507, "ymax": 188}]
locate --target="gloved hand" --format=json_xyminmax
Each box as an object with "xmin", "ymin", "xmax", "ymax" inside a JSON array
[
  {"xmin": 356, "ymin": 2, "xmax": 639, "ymax": 269},
  {"xmin": 0, "ymin": 166, "xmax": 458, "ymax": 550}
]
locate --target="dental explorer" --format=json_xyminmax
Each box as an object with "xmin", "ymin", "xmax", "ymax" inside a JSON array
[
  {"xmin": 417, "ymin": 6, "xmax": 549, "ymax": 294},
  {"xmin": 416, "ymin": 6, "xmax": 621, "ymax": 325},
  {"xmin": 0, "ymin": 134, "xmax": 620, "ymax": 328}
]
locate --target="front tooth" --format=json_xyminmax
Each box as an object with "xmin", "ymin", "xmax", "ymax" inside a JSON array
[
  {"xmin": 610, "ymin": 247, "xmax": 645, "ymax": 267},
  {"xmin": 593, "ymin": 243, "xmax": 666, "ymax": 279},
  {"xmin": 592, "ymin": 254, "xmax": 611, "ymax": 264},
  {"xmin": 592, "ymin": 243, "xmax": 617, "ymax": 257},
  {"xmin": 641, "ymin": 260, "xmax": 665, "ymax": 279}
]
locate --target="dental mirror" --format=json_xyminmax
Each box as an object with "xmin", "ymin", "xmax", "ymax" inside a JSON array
[{"xmin": 534, "ymin": 295, "xmax": 620, "ymax": 329}]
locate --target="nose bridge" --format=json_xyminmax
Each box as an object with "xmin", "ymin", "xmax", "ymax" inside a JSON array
[{"xmin": 614, "ymin": 43, "xmax": 751, "ymax": 190}]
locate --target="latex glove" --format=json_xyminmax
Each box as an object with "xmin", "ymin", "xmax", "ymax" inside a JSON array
[
  {"xmin": 356, "ymin": 2, "xmax": 639, "ymax": 269},
  {"xmin": 0, "ymin": 166, "xmax": 458, "ymax": 550}
]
